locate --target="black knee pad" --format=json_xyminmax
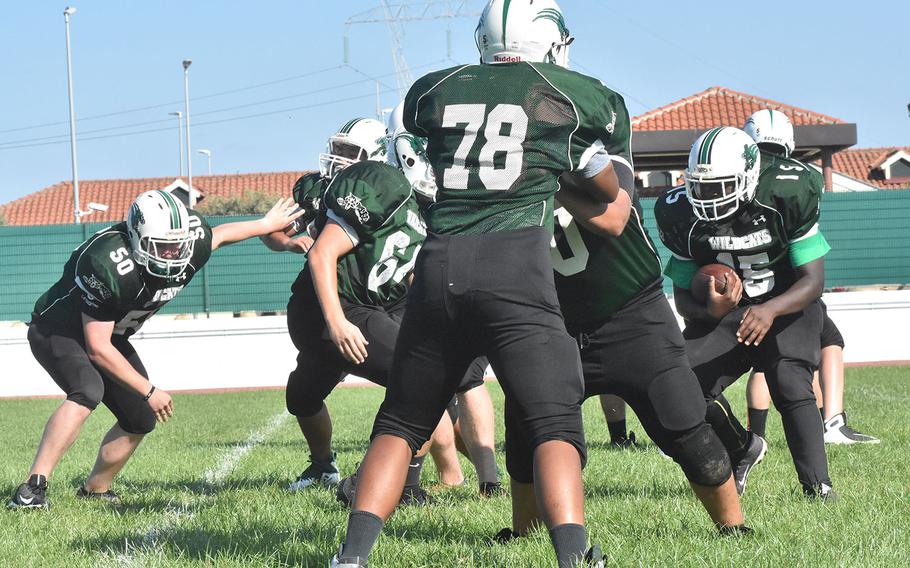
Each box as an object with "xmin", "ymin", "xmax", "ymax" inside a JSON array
[
  {"xmin": 285, "ymin": 368, "xmax": 335, "ymax": 418},
  {"xmin": 668, "ymin": 423, "xmax": 732, "ymax": 487},
  {"xmin": 117, "ymin": 411, "xmax": 156, "ymax": 435},
  {"xmin": 768, "ymin": 359, "xmax": 816, "ymax": 405}
]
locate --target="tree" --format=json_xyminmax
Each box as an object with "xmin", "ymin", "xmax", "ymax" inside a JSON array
[{"xmin": 197, "ymin": 190, "xmax": 277, "ymax": 216}]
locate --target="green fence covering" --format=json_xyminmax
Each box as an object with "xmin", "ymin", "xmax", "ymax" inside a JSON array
[{"xmin": 1, "ymin": 191, "xmax": 908, "ymax": 321}]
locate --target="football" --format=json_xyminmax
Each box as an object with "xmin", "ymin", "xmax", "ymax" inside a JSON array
[{"xmin": 690, "ymin": 263, "xmax": 739, "ymax": 303}]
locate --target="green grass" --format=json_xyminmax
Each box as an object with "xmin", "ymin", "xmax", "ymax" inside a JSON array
[{"xmin": 1, "ymin": 367, "xmax": 909, "ymax": 567}]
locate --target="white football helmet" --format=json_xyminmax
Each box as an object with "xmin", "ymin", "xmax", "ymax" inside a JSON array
[
  {"xmin": 743, "ymin": 109, "xmax": 795, "ymax": 157},
  {"xmin": 127, "ymin": 190, "xmax": 194, "ymax": 278},
  {"xmin": 684, "ymin": 127, "xmax": 761, "ymax": 222},
  {"xmin": 475, "ymin": 0, "xmax": 574, "ymax": 67},
  {"xmin": 319, "ymin": 118, "xmax": 387, "ymax": 180},
  {"xmin": 386, "ymin": 102, "xmax": 437, "ymax": 201}
]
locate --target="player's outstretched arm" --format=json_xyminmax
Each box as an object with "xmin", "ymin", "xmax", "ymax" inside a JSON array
[
  {"xmin": 307, "ymin": 221, "xmax": 369, "ymax": 365},
  {"xmin": 737, "ymin": 257, "xmax": 824, "ymax": 346},
  {"xmin": 259, "ymin": 230, "xmax": 314, "ymax": 254},
  {"xmin": 81, "ymin": 314, "xmax": 173, "ymax": 422},
  {"xmin": 211, "ymin": 197, "xmax": 304, "ymax": 251}
]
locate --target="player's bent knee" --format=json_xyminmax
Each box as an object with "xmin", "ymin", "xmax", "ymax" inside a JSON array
[
  {"xmin": 669, "ymin": 423, "xmax": 731, "ymax": 487},
  {"xmin": 117, "ymin": 413, "xmax": 156, "ymax": 435},
  {"xmin": 771, "ymin": 359, "xmax": 816, "ymax": 404}
]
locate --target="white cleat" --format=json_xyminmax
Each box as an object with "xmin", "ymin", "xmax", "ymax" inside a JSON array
[{"xmin": 823, "ymin": 412, "xmax": 880, "ymax": 445}]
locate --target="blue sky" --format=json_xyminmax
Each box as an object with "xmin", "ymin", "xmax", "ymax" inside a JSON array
[{"xmin": 1, "ymin": 0, "xmax": 906, "ymax": 204}]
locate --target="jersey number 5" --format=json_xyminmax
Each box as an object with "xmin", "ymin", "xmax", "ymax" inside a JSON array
[{"xmin": 442, "ymin": 104, "xmax": 528, "ymax": 191}]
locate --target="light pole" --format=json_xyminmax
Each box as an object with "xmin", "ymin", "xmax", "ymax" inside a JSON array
[
  {"xmin": 64, "ymin": 6, "xmax": 81, "ymax": 224},
  {"xmin": 182, "ymin": 59, "xmax": 194, "ymax": 207},
  {"xmin": 197, "ymin": 149, "xmax": 212, "ymax": 176},
  {"xmin": 169, "ymin": 111, "xmax": 184, "ymax": 177}
]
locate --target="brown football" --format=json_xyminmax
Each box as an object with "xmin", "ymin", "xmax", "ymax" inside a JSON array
[{"xmin": 690, "ymin": 263, "xmax": 739, "ymax": 303}]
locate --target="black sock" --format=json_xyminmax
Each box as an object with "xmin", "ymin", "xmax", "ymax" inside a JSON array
[
  {"xmin": 607, "ymin": 419, "xmax": 627, "ymax": 442},
  {"xmin": 705, "ymin": 395, "xmax": 750, "ymax": 461},
  {"xmin": 747, "ymin": 408, "xmax": 769, "ymax": 438},
  {"xmin": 549, "ymin": 523, "xmax": 588, "ymax": 568},
  {"xmin": 340, "ymin": 510, "xmax": 384, "ymax": 560},
  {"xmin": 406, "ymin": 455, "xmax": 425, "ymax": 487}
]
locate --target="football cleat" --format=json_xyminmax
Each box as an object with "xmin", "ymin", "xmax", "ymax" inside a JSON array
[
  {"xmin": 490, "ymin": 528, "xmax": 521, "ymax": 545},
  {"xmin": 803, "ymin": 483, "xmax": 838, "ymax": 502},
  {"xmin": 8, "ymin": 474, "xmax": 49, "ymax": 510},
  {"xmin": 609, "ymin": 431, "xmax": 639, "ymax": 450},
  {"xmin": 335, "ymin": 473, "xmax": 429, "ymax": 508},
  {"xmin": 582, "ymin": 545, "xmax": 607, "ymax": 567},
  {"xmin": 288, "ymin": 454, "xmax": 340, "ymax": 492},
  {"xmin": 717, "ymin": 524, "xmax": 754, "ymax": 536},
  {"xmin": 479, "ymin": 481, "xmax": 506, "ymax": 497},
  {"xmin": 399, "ymin": 484, "xmax": 429, "ymax": 507},
  {"xmin": 733, "ymin": 433, "xmax": 768, "ymax": 496},
  {"xmin": 76, "ymin": 486, "xmax": 121, "ymax": 504},
  {"xmin": 328, "ymin": 545, "xmax": 368, "ymax": 568},
  {"xmin": 823, "ymin": 412, "xmax": 880, "ymax": 445}
]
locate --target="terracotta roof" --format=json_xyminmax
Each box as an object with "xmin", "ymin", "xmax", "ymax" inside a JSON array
[
  {"xmin": 1, "ymin": 171, "xmax": 309, "ymax": 226},
  {"xmin": 828, "ymin": 147, "xmax": 910, "ymax": 190},
  {"xmin": 632, "ymin": 86, "xmax": 845, "ymax": 131}
]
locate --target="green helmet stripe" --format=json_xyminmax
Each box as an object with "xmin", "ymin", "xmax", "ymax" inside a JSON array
[
  {"xmin": 155, "ymin": 189, "xmax": 181, "ymax": 230},
  {"xmin": 501, "ymin": 0, "xmax": 512, "ymax": 45},
  {"xmin": 340, "ymin": 118, "xmax": 360, "ymax": 134},
  {"xmin": 699, "ymin": 127, "xmax": 723, "ymax": 164}
]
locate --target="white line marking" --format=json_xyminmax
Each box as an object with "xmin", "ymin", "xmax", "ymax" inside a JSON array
[{"xmin": 104, "ymin": 410, "xmax": 289, "ymax": 567}]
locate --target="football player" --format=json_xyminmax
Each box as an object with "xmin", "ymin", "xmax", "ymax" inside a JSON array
[
  {"xmin": 331, "ymin": 1, "xmax": 631, "ymax": 566},
  {"xmin": 262, "ymin": 118, "xmax": 465, "ymax": 499},
  {"xmin": 655, "ymin": 126, "xmax": 835, "ymax": 500},
  {"xmin": 8, "ymin": 191, "xmax": 302, "ymax": 510},
  {"xmin": 742, "ymin": 109, "xmax": 879, "ymax": 445},
  {"xmin": 495, "ymin": 130, "xmax": 749, "ymax": 542}
]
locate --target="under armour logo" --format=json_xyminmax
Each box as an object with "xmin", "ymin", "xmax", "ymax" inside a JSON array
[
  {"xmin": 174, "ymin": 272, "xmax": 188, "ymax": 282},
  {"xmin": 336, "ymin": 195, "xmax": 370, "ymax": 223},
  {"xmin": 752, "ymin": 215, "xmax": 766, "ymax": 226}
]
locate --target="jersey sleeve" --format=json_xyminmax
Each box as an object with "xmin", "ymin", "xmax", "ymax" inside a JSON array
[
  {"xmin": 322, "ymin": 162, "xmax": 412, "ymax": 246},
  {"xmin": 774, "ymin": 165, "xmax": 831, "ymax": 267},
  {"xmin": 653, "ymin": 188, "xmax": 699, "ymax": 289},
  {"xmin": 186, "ymin": 211, "xmax": 214, "ymax": 267},
  {"xmin": 403, "ymin": 70, "xmax": 448, "ymax": 138},
  {"xmin": 73, "ymin": 240, "xmax": 136, "ymax": 322}
]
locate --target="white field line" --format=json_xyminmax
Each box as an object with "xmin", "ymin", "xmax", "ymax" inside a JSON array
[{"xmin": 104, "ymin": 410, "xmax": 290, "ymax": 567}]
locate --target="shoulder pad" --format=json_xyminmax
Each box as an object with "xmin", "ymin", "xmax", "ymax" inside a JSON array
[
  {"xmin": 325, "ymin": 161, "xmax": 413, "ymax": 236},
  {"xmin": 653, "ymin": 186, "xmax": 697, "ymax": 258},
  {"xmin": 75, "ymin": 230, "xmax": 143, "ymax": 306}
]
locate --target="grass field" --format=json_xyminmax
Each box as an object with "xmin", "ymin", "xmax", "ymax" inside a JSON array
[{"xmin": 1, "ymin": 366, "xmax": 908, "ymax": 567}]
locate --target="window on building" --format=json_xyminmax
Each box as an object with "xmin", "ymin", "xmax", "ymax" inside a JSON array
[
  {"xmin": 646, "ymin": 171, "xmax": 673, "ymax": 188},
  {"xmin": 888, "ymin": 158, "xmax": 910, "ymax": 179}
]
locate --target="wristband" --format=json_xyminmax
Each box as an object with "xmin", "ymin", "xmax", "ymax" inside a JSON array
[{"xmin": 144, "ymin": 385, "xmax": 157, "ymax": 401}]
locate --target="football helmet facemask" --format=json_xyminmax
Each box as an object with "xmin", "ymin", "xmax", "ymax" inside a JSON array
[
  {"xmin": 743, "ymin": 109, "xmax": 795, "ymax": 158},
  {"xmin": 386, "ymin": 101, "xmax": 437, "ymax": 201},
  {"xmin": 319, "ymin": 118, "xmax": 387, "ymax": 180},
  {"xmin": 475, "ymin": 0, "xmax": 574, "ymax": 67},
  {"xmin": 685, "ymin": 127, "xmax": 761, "ymax": 222},
  {"xmin": 127, "ymin": 190, "xmax": 194, "ymax": 278}
]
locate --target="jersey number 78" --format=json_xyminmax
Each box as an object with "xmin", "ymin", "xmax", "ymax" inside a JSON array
[{"xmin": 441, "ymin": 104, "xmax": 528, "ymax": 191}]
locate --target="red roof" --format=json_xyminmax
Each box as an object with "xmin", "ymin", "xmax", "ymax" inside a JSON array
[
  {"xmin": 1, "ymin": 171, "xmax": 308, "ymax": 226},
  {"xmin": 632, "ymin": 86, "xmax": 845, "ymax": 131},
  {"xmin": 829, "ymin": 147, "xmax": 910, "ymax": 189}
]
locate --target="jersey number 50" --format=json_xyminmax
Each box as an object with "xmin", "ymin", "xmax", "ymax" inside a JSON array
[{"xmin": 442, "ymin": 104, "xmax": 528, "ymax": 191}]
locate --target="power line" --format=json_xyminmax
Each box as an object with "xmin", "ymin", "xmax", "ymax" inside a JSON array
[{"xmin": 570, "ymin": 60, "xmax": 655, "ymax": 112}]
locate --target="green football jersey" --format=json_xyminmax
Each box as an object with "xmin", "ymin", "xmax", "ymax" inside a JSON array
[
  {"xmin": 404, "ymin": 62, "xmax": 631, "ymax": 235},
  {"xmin": 290, "ymin": 172, "xmax": 327, "ymax": 237},
  {"xmin": 32, "ymin": 211, "xmax": 214, "ymax": 337},
  {"xmin": 655, "ymin": 151, "xmax": 830, "ymax": 304},
  {"xmin": 318, "ymin": 160, "xmax": 425, "ymax": 306},
  {"xmin": 551, "ymin": 193, "xmax": 663, "ymax": 327}
]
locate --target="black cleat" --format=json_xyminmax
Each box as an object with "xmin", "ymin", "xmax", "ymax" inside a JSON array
[
  {"xmin": 610, "ymin": 431, "xmax": 640, "ymax": 449},
  {"xmin": 479, "ymin": 481, "xmax": 505, "ymax": 497},
  {"xmin": 76, "ymin": 486, "xmax": 121, "ymax": 504},
  {"xmin": 718, "ymin": 524, "xmax": 754, "ymax": 536},
  {"xmin": 803, "ymin": 483, "xmax": 838, "ymax": 502},
  {"xmin": 489, "ymin": 528, "xmax": 521, "ymax": 545},
  {"xmin": 583, "ymin": 545, "xmax": 606, "ymax": 567},
  {"xmin": 399, "ymin": 484, "xmax": 429, "ymax": 506},
  {"xmin": 335, "ymin": 474, "xmax": 357, "ymax": 508},
  {"xmin": 733, "ymin": 433, "xmax": 768, "ymax": 496},
  {"xmin": 8, "ymin": 474, "xmax": 49, "ymax": 510},
  {"xmin": 289, "ymin": 453, "xmax": 341, "ymax": 491}
]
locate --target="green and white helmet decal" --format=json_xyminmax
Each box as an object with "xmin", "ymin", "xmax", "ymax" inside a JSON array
[
  {"xmin": 319, "ymin": 117, "xmax": 388, "ymax": 180},
  {"xmin": 685, "ymin": 127, "xmax": 761, "ymax": 222},
  {"xmin": 475, "ymin": 0, "xmax": 574, "ymax": 67},
  {"xmin": 386, "ymin": 101, "xmax": 437, "ymax": 201},
  {"xmin": 126, "ymin": 189, "xmax": 194, "ymax": 278},
  {"xmin": 743, "ymin": 109, "xmax": 795, "ymax": 158}
]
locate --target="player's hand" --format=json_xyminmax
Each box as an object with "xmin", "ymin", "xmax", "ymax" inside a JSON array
[
  {"xmin": 261, "ymin": 197, "xmax": 306, "ymax": 234},
  {"xmin": 737, "ymin": 303, "xmax": 777, "ymax": 346},
  {"xmin": 706, "ymin": 275, "xmax": 742, "ymax": 320},
  {"xmin": 328, "ymin": 317, "xmax": 369, "ymax": 365},
  {"xmin": 285, "ymin": 235, "xmax": 314, "ymax": 254},
  {"xmin": 147, "ymin": 387, "xmax": 174, "ymax": 423}
]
